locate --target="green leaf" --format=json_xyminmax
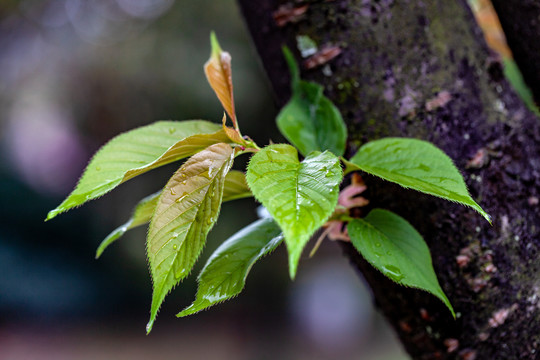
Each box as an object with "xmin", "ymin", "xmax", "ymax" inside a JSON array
[
  {"xmin": 347, "ymin": 209, "xmax": 455, "ymax": 317},
  {"xmin": 347, "ymin": 138, "xmax": 490, "ymax": 222},
  {"xmin": 276, "ymin": 48, "xmax": 347, "ymax": 157},
  {"xmin": 503, "ymin": 58, "xmax": 540, "ymax": 116},
  {"xmin": 146, "ymin": 143, "xmax": 234, "ymax": 333},
  {"xmin": 95, "ymin": 191, "xmax": 159, "ymax": 259},
  {"xmin": 177, "ymin": 218, "xmax": 283, "ymax": 317},
  {"xmin": 222, "ymin": 170, "xmax": 252, "ymax": 202},
  {"xmin": 96, "ymin": 171, "xmax": 251, "ymax": 259},
  {"xmin": 246, "ymin": 144, "xmax": 342, "ymax": 278},
  {"xmin": 47, "ymin": 120, "xmax": 230, "ymax": 220}
]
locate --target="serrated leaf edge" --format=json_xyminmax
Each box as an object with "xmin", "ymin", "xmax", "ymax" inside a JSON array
[{"xmin": 347, "ymin": 216, "xmax": 455, "ymax": 318}]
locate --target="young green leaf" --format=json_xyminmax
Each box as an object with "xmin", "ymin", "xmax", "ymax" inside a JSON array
[
  {"xmin": 178, "ymin": 218, "xmax": 283, "ymax": 317},
  {"xmin": 348, "ymin": 209, "xmax": 455, "ymax": 317},
  {"xmin": 47, "ymin": 120, "xmax": 230, "ymax": 220},
  {"xmin": 95, "ymin": 191, "xmax": 160, "ymax": 259},
  {"xmin": 205, "ymin": 33, "xmax": 236, "ymax": 126},
  {"xmin": 347, "ymin": 138, "xmax": 490, "ymax": 222},
  {"xmin": 276, "ymin": 48, "xmax": 347, "ymax": 157},
  {"xmin": 246, "ymin": 144, "xmax": 343, "ymax": 279},
  {"xmin": 146, "ymin": 143, "xmax": 234, "ymax": 333}
]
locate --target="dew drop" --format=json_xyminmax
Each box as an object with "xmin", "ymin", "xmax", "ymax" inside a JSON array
[
  {"xmin": 170, "ymin": 188, "xmax": 177, "ymax": 196},
  {"xmin": 146, "ymin": 324, "xmax": 151, "ymax": 333},
  {"xmin": 181, "ymin": 180, "xmax": 187, "ymax": 185},
  {"xmin": 176, "ymin": 195, "xmax": 187, "ymax": 203},
  {"xmin": 173, "ymin": 244, "xmax": 177, "ymax": 250},
  {"xmin": 169, "ymin": 128, "xmax": 176, "ymax": 134},
  {"xmin": 325, "ymin": 171, "xmax": 334, "ymax": 178},
  {"xmin": 386, "ymin": 251, "xmax": 392, "ymax": 256},
  {"xmin": 381, "ymin": 264, "xmax": 404, "ymax": 281},
  {"xmin": 96, "ymin": 166, "xmax": 101, "ymax": 171},
  {"xmin": 174, "ymin": 268, "xmax": 185, "ymax": 279},
  {"xmin": 181, "ymin": 174, "xmax": 187, "ymax": 178},
  {"xmin": 375, "ymin": 242, "xmax": 382, "ymax": 248}
]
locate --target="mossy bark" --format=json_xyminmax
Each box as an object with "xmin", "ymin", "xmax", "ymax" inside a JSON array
[
  {"xmin": 238, "ymin": 0, "xmax": 540, "ymax": 359},
  {"xmin": 490, "ymin": 0, "xmax": 540, "ymax": 104}
]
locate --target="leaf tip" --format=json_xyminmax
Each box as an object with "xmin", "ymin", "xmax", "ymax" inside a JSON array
[
  {"xmin": 440, "ymin": 293, "xmax": 456, "ymax": 319},
  {"xmin": 289, "ymin": 266, "xmax": 297, "ymax": 280},
  {"xmin": 282, "ymin": 46, "xmax": 299, "ymax": 85},
  {"xmin": 45, "ymin": 208, "xmax": 61, "ymax": 221},
  {"xmin": 176, "ymin": 306, "xmax": 195, "ymax": 318},
  {"xmin": 147, "ymin": 288, "xmax": 164, "ymax": 335},
  {"xmin": 288, "ymin": 251, "xmax": 300, "ymax": 280},
  {"xmin": 145, "ymin": 319, "xmax": 154, "ymax": 335},
  {"xmin": 95, "ymin": 238, "xmax": 109, "ymax": 259},
  {"xmin": 210, "ymin": 31, "xmax": 222, "ymax": 59},
  {"xmin": 482, "ymin": 211, "xmax": 492, "ymax": 225},
  {"xmin": 471, "ymin": 201, "xmax": 491, "ymax": 225}
]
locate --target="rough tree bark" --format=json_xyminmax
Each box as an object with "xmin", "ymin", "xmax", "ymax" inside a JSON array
[
  {"xmin": 237, "ymin": 1, "xmax": 540, "ymax": 359},
  {"xmin": 490, "ymin": 0, "xmax": 540, "ymax": 104}
]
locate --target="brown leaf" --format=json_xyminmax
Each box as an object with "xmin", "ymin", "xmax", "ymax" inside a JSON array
[{"xmin": 205, "ymin": 33, "xmax": 236, "ymax": 126}]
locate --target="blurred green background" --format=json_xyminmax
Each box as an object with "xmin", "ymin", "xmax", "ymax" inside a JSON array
[{"xmin": 0, "ymin": 1, "xmax": 409, "ymax": 359}]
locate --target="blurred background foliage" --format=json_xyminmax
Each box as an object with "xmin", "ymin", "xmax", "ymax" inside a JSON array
[
  {"xmin": 1, "ymin": 0, "xmax": 532, "ymax": 359},
  {"xmin": 0, "ymin": 0, "xmax": 407, "ymax": 359}
]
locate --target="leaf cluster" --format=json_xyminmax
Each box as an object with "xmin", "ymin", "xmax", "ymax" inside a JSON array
[{"xmin": 47, "ymin": 33, "xmax": 489, "ymax": 332}]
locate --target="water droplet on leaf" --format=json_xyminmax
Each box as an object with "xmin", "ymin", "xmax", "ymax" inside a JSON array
[
  {"xmin": 176, "ymin": 195, "xmax": 187, "ymax": 203},
  {"xmin": 382, "ymin": 264, "xmax": 404, "ymax": 281},
  {"xmin": 174, "ymin": 268, "xmax": 185, "ymax": 279},
  {"xmin": 170, "ymin": 188, "xmax": 176, "ymax": 195},
  {"xmin": 169, "ymin": 128, "xmax": 176, "ymax": 134}
]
